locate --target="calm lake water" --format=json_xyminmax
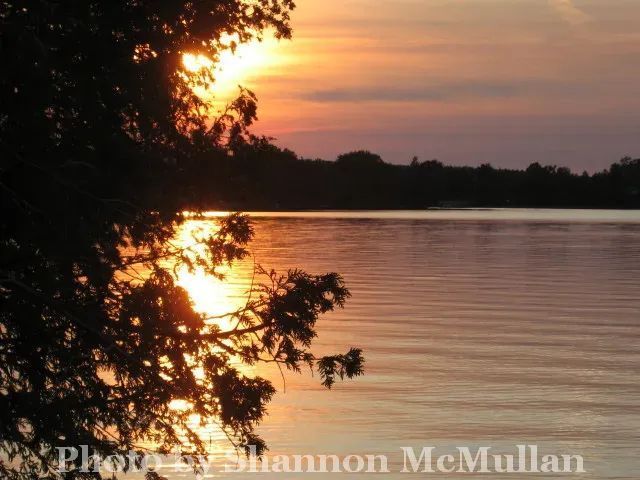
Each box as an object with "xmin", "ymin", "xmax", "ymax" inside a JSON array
[{"xmin": 173, "ymin": 209, "xmax": 640, "ymax": 479}]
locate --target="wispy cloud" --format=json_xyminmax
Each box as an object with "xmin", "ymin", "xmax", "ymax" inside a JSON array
[
  {"xmin": 300, "ymin": 80, "xmax": 582, "ymax": 104},
  {"xmin": 302, "ymin": 83, "xmax": 518, "ymax": 103},
  {"xmin": 253, "ymin": 0, "xmax": 640, "ymax": 169},
  {"xmin": 549, "ymin": 0, "xmax": 591, "ymax": 25}
]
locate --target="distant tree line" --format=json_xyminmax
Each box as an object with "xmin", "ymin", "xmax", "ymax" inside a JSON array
[{"xmin": 178, "ymin": 143, "xmax": 640, "ymax": 209}]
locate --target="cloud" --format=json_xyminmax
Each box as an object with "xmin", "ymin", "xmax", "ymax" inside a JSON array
[
  {"xmin": 300, "ymin": 80, "xmax": 581, "ymax": 104},
  {"xmin": 302, "ymin": 83, "xmax": 517, "ymax": 103},
  {"xmin": 548, "ymin": 0, "xmax": 591, "ymax": 25}
]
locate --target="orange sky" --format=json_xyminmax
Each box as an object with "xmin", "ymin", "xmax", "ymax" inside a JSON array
[{"xmin": 210, "ymin": 0, "xmax": 640, "ymax": 171}]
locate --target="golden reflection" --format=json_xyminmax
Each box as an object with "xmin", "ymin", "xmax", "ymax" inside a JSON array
[
  {"xmin": 175, "ymin": 265, "xmax": 233, "ymax": 326},
  {"xmin": 173, "ymin": 219, "xmax": 240, "ymax": 330},
  {"xmin": 166, "ymin": 217, "xmax": 288, "ymax": 454},
  {"xmin": 166, "ymin": 218, "xmax": 254, "ymax": 452}
]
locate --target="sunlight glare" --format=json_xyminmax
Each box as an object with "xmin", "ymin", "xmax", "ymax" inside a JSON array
[
  {"xmin": 181, "ymin": 33, "xmax": 281, "ymax": 105},
  {"xmin": 173, "ymin": 219, "xmax": 240, "ymax": 331}
]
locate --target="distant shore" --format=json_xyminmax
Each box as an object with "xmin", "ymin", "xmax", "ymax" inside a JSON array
[
  {"xmin": 180, "ymin": 150, "xmax": 640, "ymax": 211},
  {"xmin": 185, "ymin": 208, "xmax": 640, "ymax": 223}
]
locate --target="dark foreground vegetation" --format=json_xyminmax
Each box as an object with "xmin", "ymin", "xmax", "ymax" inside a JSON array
[
  {"xmin": 180, "ymin": 146, "xmax": 640, "ymax": 209},
  {"xmin": 1, "ymin": 2, "xmax": 363, "ymax": 479}
]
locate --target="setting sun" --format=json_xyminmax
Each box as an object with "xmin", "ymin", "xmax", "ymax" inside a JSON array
[
  {"xmin": 182, "ymin": 34, "xmax": 281, "ymax": 106},
  {"xmin": 182, "ymin": 53, "xmax": 213, "ymax": 73}
]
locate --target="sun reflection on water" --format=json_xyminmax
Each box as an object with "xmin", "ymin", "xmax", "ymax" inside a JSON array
[
  {"xmin": 173, "ymin": 218, "xmax": 243, "ymax": 328},
  {"xmin": 167, "ymin": 218, "xmax": 259, "ymax": 452}
]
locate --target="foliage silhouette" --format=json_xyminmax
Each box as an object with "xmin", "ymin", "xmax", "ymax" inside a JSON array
[{"xmin": 0, "ymin": 2, "xmax": 363, "ymax": 479}]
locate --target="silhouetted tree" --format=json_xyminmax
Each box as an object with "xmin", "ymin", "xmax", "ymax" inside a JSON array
[
  {"xmin": 0, "ymin": 2, "xmax": 363, "ymax": 479},
  {"xmin": 336, "ymin": 150, "xmax": 384, "ymax": 167}
]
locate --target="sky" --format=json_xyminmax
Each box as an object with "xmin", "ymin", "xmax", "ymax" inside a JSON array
[{"xmin": 213, "ymin": 0, "xmax": 640, "ymax": 171}]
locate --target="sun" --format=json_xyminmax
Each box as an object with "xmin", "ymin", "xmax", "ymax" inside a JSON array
[
  {"xmin": 182, "ymin": 34, "xmax": 280, "ymax": 105},
  {"xmin": 182, "ymin": 53, "xmax": 214, "ymax": 73}
]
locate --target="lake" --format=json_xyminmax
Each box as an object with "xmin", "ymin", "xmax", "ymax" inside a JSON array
[{"xmin": 172, "ymin": 209, "xmax": 640, "ymax": 479}]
